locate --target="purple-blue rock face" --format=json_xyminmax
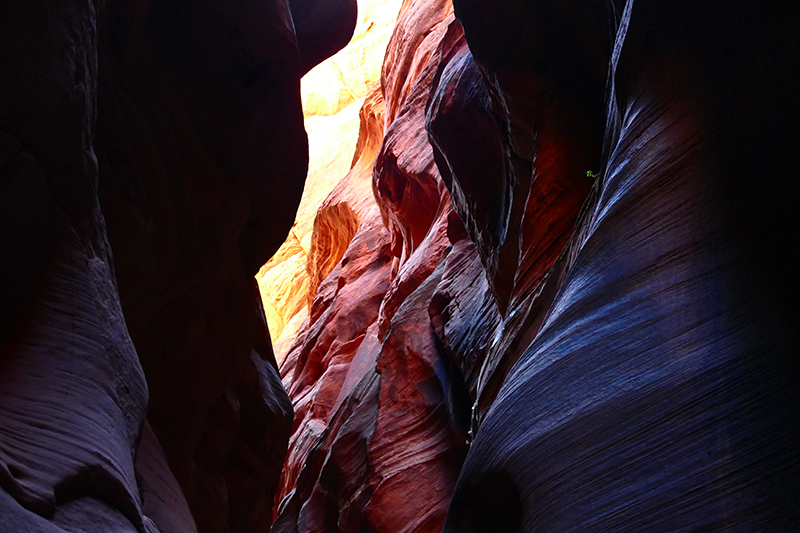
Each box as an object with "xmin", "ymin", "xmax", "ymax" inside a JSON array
[
  {"xmin": 441, "ymin": 1, "xmax": 800, "ymax": 531},
  {"xmin": 1, "ymin": 2, "xmax": 149, "ymax": 531},
  {"xmin": 1, "ymin": 0, "xmax": 355, "ymax": 531}
]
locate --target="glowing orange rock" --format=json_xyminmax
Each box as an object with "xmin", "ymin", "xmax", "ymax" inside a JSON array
[{"xmin": 258, "ymin": 0, "xmax": 403, "ymax": 361}]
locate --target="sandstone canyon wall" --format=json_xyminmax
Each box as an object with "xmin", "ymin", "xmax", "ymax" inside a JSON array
[
  {"xmin": 271, "ymin": 0, "xmax": 800, "ymax": 531},
  {"xmin": 272, "ymin": 1, "xmax": 479, "ymax": 531},
  {"xmin": 3, "ymin": 0, "xmax": 800, "ymax": 532},
  {"xmin": 257, "ymin": 0, "xmax": 402, "ymax": 362},
  {"xmin": 1, "ymin": 0, "xmax": 356, "ymax": 531},
  {"xmin": 439, "ymin": 1, "xmax": 800, "ymax": 529}
]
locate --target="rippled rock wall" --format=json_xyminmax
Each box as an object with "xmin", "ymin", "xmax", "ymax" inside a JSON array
[
  {"xmin": 0, "ymin": 0, "xmax": 355, "ymax": 531},
  {"xmin": 4, "ymin": 0, "xmax": 798, "ymax": 532},
  {"xmin": 439, "ymin": 0, "xmax": 800, "ymax": 531},
  {"xmin": 274, "ymin": 0, "xmax": 800, "ymax": 532},
  {"xmin": 273, "ymin": 1, "xmax": 470, "ymax": 531}
]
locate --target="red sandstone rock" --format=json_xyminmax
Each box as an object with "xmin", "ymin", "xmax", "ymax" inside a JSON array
[
  {"xmin": 275, "ymin": 84, "xmax": 394, "ymax": 514},
  {"xmin": 275, "ymin": 1, "xmax": 800, "ymax": 531},
  {"xmin": 259, "ymin": 0, "xmax": 402, "ymax": 359},
  {"xmin": 9, "ymin": 0, "xmax": 798, "ymax": 532},
  {"xmin": 431, "ymin": 1, "xmax": 608, "ymax": 313},
  {"xmin": 272, "ymin": 2, "xmax": 474, "ymax": 531},
  {"xmin": 424, "ymin": 0, "xmax": 611, "ymax": 423}
]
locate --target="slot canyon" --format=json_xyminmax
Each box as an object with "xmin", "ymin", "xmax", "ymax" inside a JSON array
[{"xmin": 1, "ymin": 0, "xmax": 799, "ymax": 532}]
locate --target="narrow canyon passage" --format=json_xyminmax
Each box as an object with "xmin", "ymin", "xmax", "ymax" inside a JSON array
[
  {"xmin": 261, "ymin": 0, "xmax": 800, "ymax": 531},
  {"xmin": 261, "ymin": 0, "xmax": 607, "ymax": 529},
  {"xmin": 2, "ymin": 0, "xmax": 799, "ymax": 532}
]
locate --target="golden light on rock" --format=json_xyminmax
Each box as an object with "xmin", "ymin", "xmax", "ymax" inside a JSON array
[{"xmin": 257, "ymin": 0, "xmax": 402, "ymax": 362}]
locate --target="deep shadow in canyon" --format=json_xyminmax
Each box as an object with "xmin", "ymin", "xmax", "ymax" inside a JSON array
[{"xmin": 2, "ymin": 0, "xmax": 799, "ymax": 532}]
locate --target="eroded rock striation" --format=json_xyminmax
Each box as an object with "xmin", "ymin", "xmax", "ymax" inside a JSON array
[
  {"xmin": 439, "ymin": 0, "xmax": 800, "ymax": 531},
  {"xmin": 3, "ymin": 0, "xmax": 799, "ymax": 531},
  {"xmin": 1, "ymin": 0, "xmax": 354, "ymax": 531},
  {"xmin": 257, "ymin": 0, "xmax": 402, "ymax": 362},
  {"xmin": 272, "ymin": 1, "xmax": 472, "ymax": 531},
  {"xmin": 273, "ymin": 0, "xmax": 800, "ymax": 532}
]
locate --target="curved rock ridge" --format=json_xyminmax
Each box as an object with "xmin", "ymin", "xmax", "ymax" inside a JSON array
[
  {"xmin": 272, "ymin": 81, "xmax": 393, "ymax": 530},
  {"xmin": 440, "ymin": 0, "xmax": 800, "ymax": 531},
  {"xmin": 423, "ymin": 0, "xmax": 612, "ymax": 438},
  {"xmin": 1, "ymin": 0, "xmax": 355, "ymax": 531},
  {"xmin": 8, "ymin": 0, "xmax": 796, "ymax": 532},
  {"xmin": 417, "ymin": 5, "xmax": 616, "ymax": 430},
  {"xmin": 1, "ymin": 1, "xmax": 148, "ymax": 530},
  {"xmin": 273, "ymin": 0, "xmax": 627, "ymax": 529},
  {"xmin": 258, "ymin": 97, "xmax": 361, "ymax": 349},
  {"xmin": 429, "ymin": 0, "xmax": 610, "ymax": 318}
]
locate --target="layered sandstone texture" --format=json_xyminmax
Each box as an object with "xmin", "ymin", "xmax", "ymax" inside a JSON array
[
  {"xmin": 272, "ymin": 0, "xmax": 474, "ymax": 531},
  {"xmin": 273, "ymin": 0, "xmax": 800, "ymax": 532},
  {"xmin": 1, "ymin": 0, "xmax": 355, "ymax": 532},
  {"xmin": 3, "ymin": 0, "xmax": 800, "ymax": 532},
  {"xmin": 436, "ymin": 0, "xmax": 800, "ymax": 531},
  {"xmin": 257, "ymin": 0, "xmax": 402, "ymax": 361},
  {"xmin": 270, "ymin": 0, "xmax": 601, "ymax": 528}
]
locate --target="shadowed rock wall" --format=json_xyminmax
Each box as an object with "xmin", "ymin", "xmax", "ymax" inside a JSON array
[
  {"xmin": 438, "ymin": 0, "xmax": 800, "ymax": 531},
  {"xmin": 1, "ymin": 0, "xmax": 355, "ymax": 531},
  {"xmin": 7, "ymin": 0, "xmax": 796, "ymax": 531}
]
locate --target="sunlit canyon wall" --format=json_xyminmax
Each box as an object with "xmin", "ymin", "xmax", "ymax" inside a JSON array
[
  {"xmin": 269, "ymin": 0, "xmax": 800, "ymax": 532},
  {"xmin": 2, "ymin": 0, "xmax": 800, "ymax": 532},
  {"xmin": 257, "ymin": 0, "xmax": 403, "ymax": 362}
]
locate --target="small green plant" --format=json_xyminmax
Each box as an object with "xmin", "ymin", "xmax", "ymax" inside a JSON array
[{"xmin": 586, "ymin": 170, "xmax": 599, "ymax": 178}]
